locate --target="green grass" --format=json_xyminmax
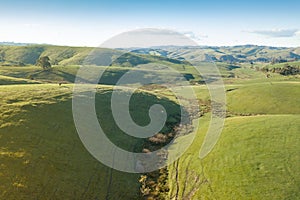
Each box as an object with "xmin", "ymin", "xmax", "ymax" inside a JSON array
[
  {"xmin": 168, "ymin": 114, "xmax": 300, "ymax": 200},
  {"xmin": 0, "ymin": 66, "xmax": 79, "ymax": 83},
  {"xmin": 0, "ymin": 75, "xmax": 40, "ymax": 85},
  {"xmin": 0, "ymin": 45, "xmax": 189, "ymax": 67},
  {"xmin": 227, "ymin": 82, "xmax": 300, "ymax": 115},
  {"xmin": 167, "ymin": 74, "xmax": 299, "ymax": 199},
  {"xmin": 166, "ymin": 72, "xmax": 300, "ymax": 199},
  {"xmin": 1, "ymin": 51, "xmax": 299, "ymax": 200},
  {"xmin": 0, "ymin": 84, "xmax": 182, "ymax": 200},
  {"xmin": 0, "ymin": 64, "xmax": 204, "ymax": 86}
]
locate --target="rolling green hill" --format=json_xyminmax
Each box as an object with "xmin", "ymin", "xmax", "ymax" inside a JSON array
[
  {"xmin": 0, "ymin": 45, "xmax": 189, "ymax": 67},
  {"xmin": 1, "ymin": 44, "xmax": 300, "ymax": 68},
  {"xmin": 0, "ymin": 84, "xmax": 182, "ymax": 200},
  {"xmin": 168, "ymin": 114, "xmax": 299, "ymax": 200},
  {"xmin": 226, "ymin": 82, "xmax": 300, "ymax": 115},
  {"xmin": 0, "ymin": 44, "xmax": 299, "ymax": 200},
  {"xmin": 167, "ymin": 78, "xmax": 299, "ymax": 200},
  {"xmin": 0, "ymin": 84, "xmax": 142, "ymax": 200}
]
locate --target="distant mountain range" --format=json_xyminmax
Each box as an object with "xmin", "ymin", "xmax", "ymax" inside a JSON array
[
  {"xmin": 0, "ymin": 42, "xmax": 36, "ymax": 46},
  {"xmin": 129, "ymin": 45, "xmax": 300, "ymax": 63},
  {"xmin": 0, "ymin": 43, "xmax": 299, "ymax": 66}
]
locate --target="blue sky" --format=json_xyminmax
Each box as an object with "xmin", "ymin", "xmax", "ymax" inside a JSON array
[{"xmin": 1, "ymin": 0, "xmax": 299, "ymax": 47}]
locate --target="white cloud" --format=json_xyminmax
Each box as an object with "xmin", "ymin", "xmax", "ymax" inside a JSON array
[
  {"xmin": 245, "ymin": 29, "xmax": 299, "ymax": 38},
  {"xmin": 182, "ymin": 31, "xmax": 208, "ymax": 42},
  {"xmin": 101, "ymin": 29, "xmax": 200, "ymax": 48}
]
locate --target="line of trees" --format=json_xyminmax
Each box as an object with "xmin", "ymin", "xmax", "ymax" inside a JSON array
[{"xmin": 261, "ymin": 64, "xmax": 300, "ymax": 76}]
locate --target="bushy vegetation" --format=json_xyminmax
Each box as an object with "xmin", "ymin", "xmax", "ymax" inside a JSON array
[
  {"xmin": 36, "ymin": 56, "xmax": 51, "ymax": 70},
  {"xmin": 261, "ymin": 63, "xmax": 300, "ymax": 76}
]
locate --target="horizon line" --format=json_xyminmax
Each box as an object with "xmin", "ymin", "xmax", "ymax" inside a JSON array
[{"xmin": 0, "ymin": 41, "xmax": 299, "ymax": 49}]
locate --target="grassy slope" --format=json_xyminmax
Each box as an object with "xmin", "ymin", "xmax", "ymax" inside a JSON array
[
  {"xmin": 168, "ymin": 78, "xmax": 300, "ymax": 200},
  {"xmin": 0, "ymin": 75, "xmax": 40, "ymax": 85},
  {"xmin": 0, "ymin": 66, "xmax": 80, "ymax": 83},
  {"xmin": 169, "ymin": 114, "xmax": 299, "ymax": 200},
  {"xmin": 0, "ymin": 45, "xmax": 190, "ymax": 68},
  {"xmin": 1, "ymin": 56, "xmax": 299, "ymax": 200},
  {"xmin": 203, "ymin": 115, "xmax": 299, "ymax": 200},
  {"xmin": 0, "ymin": 84, "xmax": 182, "ymax": 200},
  {"xmin": 0, "ymin": 45, "xmax": 96, "ymax": 66},
  {"xmin": 0, "ymin": 84, "xmax": 132, "ymax": 200},
  {"xmin": 0, "ymin": 63, "xmax": 202, "ymax": 86},
  {"xmin": 227, "ymin": 82, "xmax": 300, "ymax": 114}
]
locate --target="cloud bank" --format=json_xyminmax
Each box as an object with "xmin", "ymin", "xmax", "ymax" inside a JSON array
[{"xmin": 246, "ymin": 29, "xmax": 299, "ymax": 37}]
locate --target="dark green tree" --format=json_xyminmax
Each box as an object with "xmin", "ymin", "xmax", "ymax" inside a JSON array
[{"xmin": 36, "ymin": 56, "xmax": 51, "ymax": 70}]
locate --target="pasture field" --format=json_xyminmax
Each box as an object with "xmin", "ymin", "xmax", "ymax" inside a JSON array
[
  {"xmin": 168, "ymin": 114, "xmax": 300, "ymax": 200},
  {"xmin": 167, "ymin": 77, "xmax": 299, "ymax": 200},
  {"xmin": 0, "ymin": 59, "xmax": 299, "ymax": 200},
  {"xmin": 0, "ymin": 83, "xmax": 182, "ymax": 200}
]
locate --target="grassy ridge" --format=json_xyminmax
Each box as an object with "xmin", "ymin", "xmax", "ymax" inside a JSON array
[
  {"xmin": 0, "ymin": 64, "xmax": 202, "ymax": 85},
  {"xmin": 0, "ymin": 84, "xmax": 182, "ymax": 199},
  {"xmin": 167, "ymin": 77, "xmax": 300, "ymax": 199},
  {"xmin": 132, "ymin": 45, "xmax": 300, "ymax": 63},
  {"xmin": 227, "ymin": 82, "xmax": 300, "ymax": 115},
  {"xmin": 0, "ymin": 75, "xmax": 40, "ymax": 85},
  {"xmin": 168, "ymin": 114, "xmax": 299, "ymax": 199},
  {"xmin": 0, "ymin": 45, "xmax": 189, "ymax": 67}
]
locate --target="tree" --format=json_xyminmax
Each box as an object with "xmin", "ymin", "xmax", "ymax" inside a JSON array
[
  {"xmin": 271, "ymin": 57, "xmax": 277, "ymax": 65},
  {"xmin": 0, "ymin": 52, "xmax": 5, "ymax": 62},
  {"xmin": 36, "ymin": 56, "xmax": 51, "ymax": 70}
]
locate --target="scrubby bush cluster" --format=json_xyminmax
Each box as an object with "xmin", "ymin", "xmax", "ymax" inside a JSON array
[
  {"xmin": 139, "ymin": 168, "xmax": 169, "ymax": 200},
  {"xmin": 138, "ymin": 130, "xmax": 174, "ymax": 199},
  {"xmin": 36, "ymin": 56, "xmax": 51, "ymax": 70},
  {"xmin": 137, "ymin": 99, "xmax": 206, "ymax": 199},
  {"xmin": 261, "ymin": 64, "xmax": 300, "ymax": 76}
]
